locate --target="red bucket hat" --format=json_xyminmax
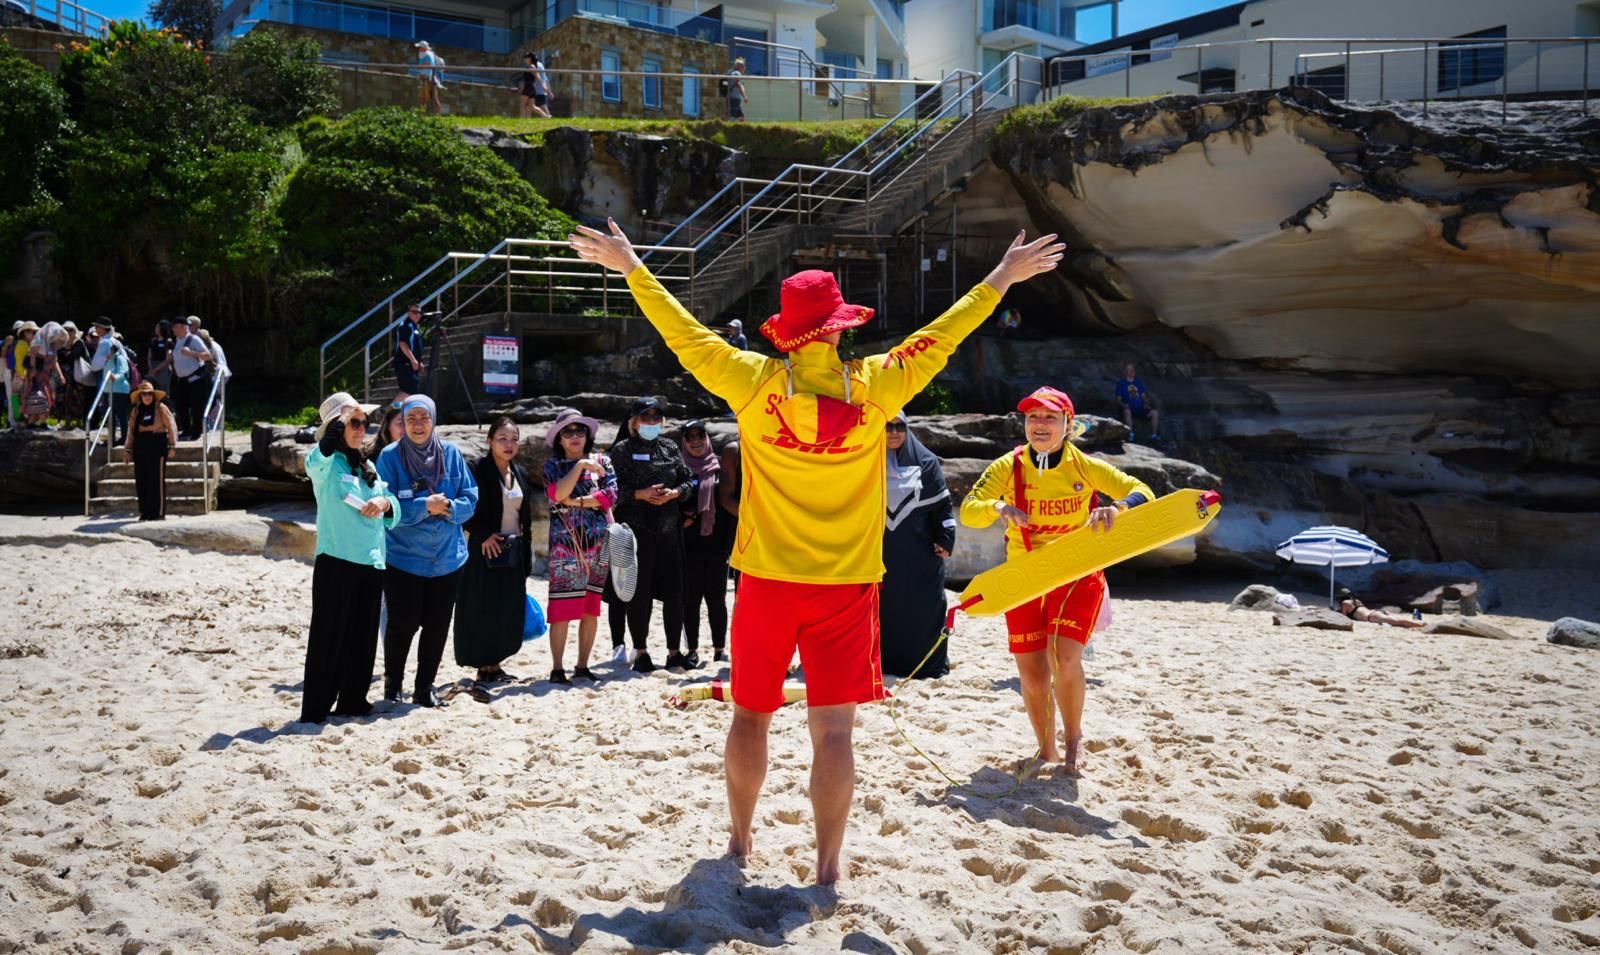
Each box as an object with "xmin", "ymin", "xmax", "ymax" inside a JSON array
[
  {"xmin": 760, "ymin": 270, "xmax": 875, "ymax": 352},
  {"xmin": 1017, "ymin": 386, "xmax": 1074, "ymax": 417}
]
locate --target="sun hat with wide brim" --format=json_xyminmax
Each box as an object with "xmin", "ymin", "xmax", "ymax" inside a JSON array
[
  {"xmin": 315, "ymin": 391, "xmax": 380, "ymax": 442},
  {"xmin": 545, "ymin": 407, "xmax": 601, "ymax": 448},
  {"xmin": 760, "ymin": 270, "xmax": 874, "ymax": 352},
  {"xmin": 130, "ymin": 380, "xmax": 167, "ymax": 403}
]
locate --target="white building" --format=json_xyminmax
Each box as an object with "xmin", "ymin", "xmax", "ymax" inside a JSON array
[
  {"xmin": 908, "ymin": 0, "xmax": 1129, "ymax": 82},
  {"xmin": 1043, "ymin": 0, "xmax": 1600, "ymax": 102}
]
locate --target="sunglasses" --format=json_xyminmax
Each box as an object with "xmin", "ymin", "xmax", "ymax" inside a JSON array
[
  {"xmin": 884, "ymin": 423, "xmax": 907, "ymax": 432},
  {"xmin": 347, "ymin": 416, "xmax": 367, "ymax": 429},
  {"xmin": 559, "ymin": 426, "xmax": 588, "ymax": 438}
]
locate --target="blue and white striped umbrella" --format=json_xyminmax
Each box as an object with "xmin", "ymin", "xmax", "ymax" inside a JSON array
[{"xmin": 1275, "ymin": 526, "xmax": 1389, "ymax": 608}]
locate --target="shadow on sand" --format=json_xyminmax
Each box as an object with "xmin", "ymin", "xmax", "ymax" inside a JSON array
[
  {"xmin": 533, "ymin": 857, "xmax": 835, "ymax": 952},
  {"xmin": 929, "ymin": 766, "xmax": 1123, "ymax": 840}
]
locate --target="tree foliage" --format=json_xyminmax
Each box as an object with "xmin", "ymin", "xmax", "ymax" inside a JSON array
[
  {"xmin": 217, "ymin": 29, "xmax": 340, "ymax": 127},
  {"xmin": 146, "ymin": 0, "xmax": 221, "ymax": 43},
  {"xmin": 281, "ymin": 107, "xmax": 574, "ymax": 298},
  {"xmin": 0, "ymin": 42, "xmax": 72, "ymax": 251},
  {"xmin": 55, "ymin": 22, "xmax": 292, "ymax": 295}
]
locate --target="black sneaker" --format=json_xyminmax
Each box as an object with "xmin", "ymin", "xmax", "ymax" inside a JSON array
[
  {"xmin": 682, "ymin": 650, "xmax": 703, "ymax": 670},
  {"xmin": 631, "ymin": 652, "xmax": 657, "ymax": 674},
  {"xmin": 573, "ymin": 666, "xmax": 601, "ymax": 683},
  {"xmin": 549, "ymin": 667, "xmax": 571, "ymax": 685},
  {"xmin": 714, "ymin": 649, "xmax": 729, "ymax": 663},
  {"xmin": 664, "ymin": 652, "xmax": 689, "ymax": 671}
]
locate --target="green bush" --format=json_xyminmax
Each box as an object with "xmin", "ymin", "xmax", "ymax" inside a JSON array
[
  {"xmin": 0, "ymin": 42, "xmax": 71, "ymax": 252},
  {"xmin": 217, "ymin": 30, "xmax": 339, "ymax": 127},
  {"xmin": 55, "ymin": 23, "xmax": 295, "ymax": 293},
  {"xmin": 276, "ymin": 108, "xmax": 576, "ymax": 368}
]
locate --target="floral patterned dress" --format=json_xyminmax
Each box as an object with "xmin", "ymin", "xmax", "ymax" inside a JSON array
[{"xmin": 543, "ymin": 454, "xmax": 618, "ymax": 623}]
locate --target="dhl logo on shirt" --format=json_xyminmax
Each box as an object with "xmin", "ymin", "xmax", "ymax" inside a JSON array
[{"xmin": 759, "ymin": 424, "xmax": 864, "ymax": 455}]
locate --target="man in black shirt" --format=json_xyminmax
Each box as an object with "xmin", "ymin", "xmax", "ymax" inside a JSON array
[{"xmin": 147, "ymin": 320, "xmax": 174, "ymax": 408}]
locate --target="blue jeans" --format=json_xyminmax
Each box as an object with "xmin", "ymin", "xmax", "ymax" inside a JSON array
[{"xmin": 110, "ymin": 392, "xmax": 131, "ymax": 445}]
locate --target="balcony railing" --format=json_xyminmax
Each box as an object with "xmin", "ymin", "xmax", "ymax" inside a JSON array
[
  {"xmin": 10, "ymin": 0, "xmax": 110, "ymax": 36},
  {"xmin": 224, "ymin": 0, "xmax": 515, "ymax": 54}
]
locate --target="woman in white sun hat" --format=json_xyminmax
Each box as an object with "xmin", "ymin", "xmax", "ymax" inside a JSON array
[{"xmin": 299, "ymin": 392, "xmax": 399, "ymax": 724}]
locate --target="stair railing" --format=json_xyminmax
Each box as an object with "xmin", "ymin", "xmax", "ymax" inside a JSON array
[
  {"xmin": 325, "ymin": 52, "xmax": 1042, "ymax": 398},
  {"xmin": 81, "ymin": 367, "xmax": 115, "ymax": 516},
  {"xmin": 199, "ymin": 369, "xmax": 227, "ymax": 511}
]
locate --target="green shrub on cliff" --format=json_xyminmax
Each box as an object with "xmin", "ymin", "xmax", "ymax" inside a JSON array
[
  {"xmin": 992, "ymin": 93, "xmax": 1154, "ymax": 152},
  {"xmin": 216, "ymin": 29, "xmax": 339, "ymax": 127},
  {"xmin": 275, "ymin": 108, "xmax": 576, "ymax": 369},
  {"xmin": 0, "ymin": 42, "xmax": 71, "ymax": 254},
  {"xmin": 54, "ymin": 22, "xmax": 295, "ymax": 298}
]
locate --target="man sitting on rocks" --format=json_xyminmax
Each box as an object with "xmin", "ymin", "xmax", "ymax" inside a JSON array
[{"xmin": 1115, "ymin": 362, "xmax": 1161, "ymax": 443}]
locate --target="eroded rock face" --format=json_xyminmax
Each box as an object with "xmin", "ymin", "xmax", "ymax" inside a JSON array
[
  {"xmin": 997, "ymin": 90, "xmax": 1600, "ymax": 387},
  {"xmin": 461, "ymin": 126, "xmax": 745, "ymax": 232}
]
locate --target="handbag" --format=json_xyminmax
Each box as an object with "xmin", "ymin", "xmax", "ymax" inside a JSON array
[
  {"xmin": 604, "ymin": 521, "xmax": 638, "ymax": 602},
  {"xmin": 486, "ymin": 532, "xmax": 523, "ymax": 570},
  {"xmin": 73, "ymin": 355, "xmax": 96, "ymax": 386}
]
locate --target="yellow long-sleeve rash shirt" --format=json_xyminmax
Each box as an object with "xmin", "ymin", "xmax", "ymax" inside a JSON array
[
  {"xmin": 626, "ymin": 264, "xmax": 999, "ymax": 584},
  {"xmin": 960, "ymin": 444, "xmax": 1155, "ymax": 562}
]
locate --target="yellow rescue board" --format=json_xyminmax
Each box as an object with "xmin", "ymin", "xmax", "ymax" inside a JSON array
[
  {"xmin": 958, "ymin": 489, "xmax": 1222, "ymax": 618},
  {"xmin": 668, "ymin": 680, "xmax": 808, "ymax": 709}
]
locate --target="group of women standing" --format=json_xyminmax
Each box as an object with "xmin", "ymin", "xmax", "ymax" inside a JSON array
[{"xmin": 301, "ymin": 392, "xmax": 487, "ymax": 723}]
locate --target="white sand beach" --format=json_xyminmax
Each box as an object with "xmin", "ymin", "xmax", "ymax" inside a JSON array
[{"xmin": 2, "ymin": 525, "xmax": 1598, "ymax": 953}]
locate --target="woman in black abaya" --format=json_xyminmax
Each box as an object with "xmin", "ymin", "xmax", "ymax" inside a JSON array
[{"xmin": 879, "ymin": 413, "xmax": 956, "ymax": 678}]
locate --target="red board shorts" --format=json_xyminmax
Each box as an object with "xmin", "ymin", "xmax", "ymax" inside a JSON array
[
  {"xmin": 730, "ymin": 574, "xmax": 887, "ymax": 713},
  {"xmin": 1004, "ymin": 570, "xmax": 1107, "ymax": 654}
]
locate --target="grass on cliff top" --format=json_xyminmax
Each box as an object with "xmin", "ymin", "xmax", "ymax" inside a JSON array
[
  {"xmin": 992, "ymin": 94, "xmax": 1159, "ymax": 148},
  {"xmin": 441, "ymin": 115, "xmax": 948, "ymax": 163}
]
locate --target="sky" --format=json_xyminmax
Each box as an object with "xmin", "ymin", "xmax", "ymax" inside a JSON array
[{"xmin": 85, "ymin": 0, "xmax": 1241, "ymax": 38}]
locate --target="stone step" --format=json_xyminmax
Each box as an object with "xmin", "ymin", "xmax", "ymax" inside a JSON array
[
  {"xmin": 95, "ymin": 477, "xmax": 214, "ymax": 497},
  {"xmin": 85, "ymin": 441, "xmax": 221, "ymax": 463},
  {"xmin": 95, "ymin": 461, "xmax": 220, "ymax": 481},
  {"xmin": 88, "ymin": 495, "xmax": 214, "ymax": 517}
]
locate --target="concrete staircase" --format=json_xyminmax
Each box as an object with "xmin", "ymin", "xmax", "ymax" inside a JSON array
[
  {"xmin": 86, "ymin": 440, "xmax": 221, "ymax": 517},
  {"xmin": 674, "ymin": 113, "xmax": 1006, "ymax": 325}
]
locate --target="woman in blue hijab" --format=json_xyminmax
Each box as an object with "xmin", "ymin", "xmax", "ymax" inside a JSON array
[{"xmin": 374, "ymin": 395, "xmax": 479, "ymax": 706}]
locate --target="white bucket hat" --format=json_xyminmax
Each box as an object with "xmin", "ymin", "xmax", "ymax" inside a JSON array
[{"xmin": 316, "ymin": 391, "xmax": 380, "ymax": 442}]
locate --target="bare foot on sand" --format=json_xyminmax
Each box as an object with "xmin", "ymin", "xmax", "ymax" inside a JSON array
[
  {"xmin": 815, "ymin": 854, "xmax": 842, "ymax": 886},
  {"xmin": 1064, "ymin": 736, "xmax": 1084, "ymax": 775},
  {"xmin": 727, "ymin": 832, "xmax": 752, "ymax": 860}
]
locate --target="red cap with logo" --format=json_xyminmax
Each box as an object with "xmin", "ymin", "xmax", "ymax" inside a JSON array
[{"xmin": 1017, "ymin": 386, "xmax": 1074, "ymax": 417}]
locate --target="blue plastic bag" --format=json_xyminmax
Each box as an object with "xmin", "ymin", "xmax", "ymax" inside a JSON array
[{"xmin": 523, "ymin": 593, "xmax": 548, "ymax": 641}]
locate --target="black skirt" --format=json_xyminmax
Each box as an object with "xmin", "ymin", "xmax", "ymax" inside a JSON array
[{"xmin": 451, "ymin": 545, "xmax": 527, "ymax": 667}]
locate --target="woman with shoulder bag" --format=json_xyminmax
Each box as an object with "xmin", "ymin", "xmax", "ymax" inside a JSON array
[
  {"xmin": 452, "ymin": 416, "xmax": 534, "ymax": 684},
  {"xmin": 123, "ymin": 380, "xmax": 178, "ymax": 520},
  {"xmin": 543, "ymin": 407, "xmax": 618, "ymax": 684}
]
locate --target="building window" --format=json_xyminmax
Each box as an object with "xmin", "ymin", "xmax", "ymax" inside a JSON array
[
  {"xmin": 601, "ymin": 49, "xmax": 621, "ymax": 101},
  {"xmin": 683, "ymin": 61, "xmax": 701, "ymax": 117},
  {"xmin": 1439, "ymin": 26, "xmax": 1507, "ymax": 91},
  {"xmin": 642, "ymin": 57, "xmax": 662, "ymax": 108}
]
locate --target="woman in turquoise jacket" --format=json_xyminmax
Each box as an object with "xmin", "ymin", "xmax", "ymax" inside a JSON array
[
  {"xmin": 301, "ymin": 393, "xmax": 401, "ymax": 724},
  {"xmin": 375, "ymin": 395, "xmax": 478, "ymax": 707}
]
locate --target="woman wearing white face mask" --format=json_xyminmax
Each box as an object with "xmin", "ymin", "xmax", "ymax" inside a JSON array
[{"xmin": 608, "ymin": 396, "xmax": 693, "ymax": 673}]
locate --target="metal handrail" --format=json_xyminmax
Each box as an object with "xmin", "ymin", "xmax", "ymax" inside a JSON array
[
  {"xmin": 199, "ymin": 369, "xmax": 227, "ymax": 511},
  {"xmin": 325, "ymin": 54, "xmax": 1024, "ymax": 399},
  {"xmin": 81, "ymin": 368, "xmax": 114, "ymax": 516},
  {"xmin": 19, "ymin": 0, "xmax": 111, "ymax": 36},
  {"xmin": 320, "ymin": 252, "xmax": 452, "ymax": 396}
]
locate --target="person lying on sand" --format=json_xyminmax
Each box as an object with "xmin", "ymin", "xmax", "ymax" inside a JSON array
[
  {"xmin": 1339, "ymin": 598, "xmax": 1424, "ymax": 629},
  {"xmin": 569, "ymin": 218, "xmax": 1062, "ymax": 885},
  {"xmin": 960, "ymin": 386, "xmax": 1154, "ymax": 775}
]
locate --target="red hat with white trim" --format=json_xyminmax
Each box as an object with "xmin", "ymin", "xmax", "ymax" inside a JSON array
[
  {"xmin": 1017, "ymin": 386, "xmax": 1074, "ymax": 417},
  {"xmin": 760, "ymin": 270, "xmax": 874, "ymax": 352}
]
